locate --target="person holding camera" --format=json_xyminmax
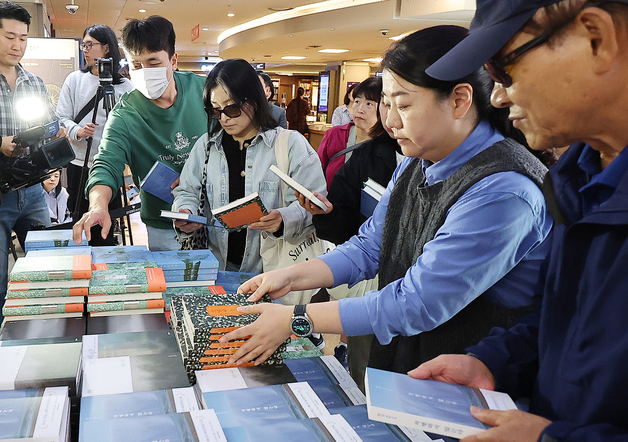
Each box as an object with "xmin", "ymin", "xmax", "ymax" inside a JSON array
[
  {"xmin": 72, "ymin": 16, "xmax": 206, "ymax": 251},
  {"xmin": 0, "ymin": 1, "xmax": 64, "ymax": 322},
  {"xmin": 57, "ymin": 24, "xmax": 133, "ymax": 244}
]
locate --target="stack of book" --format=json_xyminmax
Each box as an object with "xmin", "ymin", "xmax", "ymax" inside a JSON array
[
  {"xmin": 361, "ymin": 178, "xmax": 387, "ymax": 218},
  {"xmin": 23, "ymin": 229, "xmax": 88, "ymax": 254},
  {"xmin": 150, "ymin": 249, "xmax": 219, "ymax": 288},
  {"xmin": 4, "ymin": 254, "xmax": 92, "ymax": 322},
  {"xmin": 87, "ymin": 265, "xmax": 166, "ymax": 317},
  {"xmin": 0, "ymin": 387, "xmax": 72, "ymax": 442},
  {"xmin": 163, "ymin": 285, "xmax": 226, "ymax": 313},
  {"xmin": 169, "ymin": 292, "xmax": 287, "ymax": 384},
  {"xmin": 81, "ymin": 330, "xmax": 190, "ymax": 397},
  {"xmin": 90, "ymin": 245, "xmax": 155, "ymax": 270}
]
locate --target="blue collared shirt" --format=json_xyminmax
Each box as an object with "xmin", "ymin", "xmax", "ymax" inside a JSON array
[
  {"xmin": 321, "ymin": 121, "xmax": 553, "ymax": 343},
  {"xmin": 577, "ymin": 145, "xmax": 628, "ymax": 216}
]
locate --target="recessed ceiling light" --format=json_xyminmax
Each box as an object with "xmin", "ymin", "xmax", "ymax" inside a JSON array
[
  {"xmin": 138, "ymin": 9, "xmax": 147, "ymax": 13},
  {"xmin": 227, "ymin": 13, "xmax": 235, "ymax": 17},
  {"xmin": 363, "ymin": 57, "xmax": 382, "ymax": 63},
  {"xmin": 201, "ymin": 28, "xmax": 209, "ymax": 31},
  {"xmin": 318, "ymin": 49, "xmax": 349, "ymax": 54},
  {"xmin": 281, "ymin": 56, "xmax": 306, "ymax": 60}
]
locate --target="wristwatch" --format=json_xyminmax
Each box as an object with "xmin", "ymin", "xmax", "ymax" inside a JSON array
[{"xmin": 289, "ymin": 305, "xmax": 313, "ymax": 337}]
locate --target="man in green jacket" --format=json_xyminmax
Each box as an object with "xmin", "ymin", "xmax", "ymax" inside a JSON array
[{"xmin": 73, "ymin": 15, "xmax": 206, "ymax": 250}]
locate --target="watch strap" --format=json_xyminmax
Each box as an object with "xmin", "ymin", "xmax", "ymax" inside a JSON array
[{"xmin": 294, "ymin": 304, "xmax": 307, "ymax": 316}]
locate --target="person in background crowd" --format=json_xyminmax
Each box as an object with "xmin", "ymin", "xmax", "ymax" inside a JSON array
[
  {"xmin": 258, "ymin": 72, "xmax": 287, "ymax": 129},
  {"xmin": 0, "ymin": 1, "xmax": 62, "ymax": 323},
  {"xmin": 57, "ymin": 24, "xmax": 134, "ymax": 244},
  {"xmin": 285, "ymin": 86, "xmax": 310, "ymax": 137},
  {"xmin": 412, "ymin": 0, "xmax": 628, "ymax": 440},
  {"xmin": 331, "ymin": 83, "xmax": 358, "ymax": 127},
  {"xmin": 318, "ymin": 77, "xmax": 381, "ymax": 188},
  {"xmin": 219, "ymin": 26, "xmax": 553, "ymax": 380},
  {"xmin": 42, "ymin": 170, "xmax": 72, "ymax": 225},
  {"xmin": 172, "ymin": 59, "xmax": 326, "ymax": 273},
  {"xmin": 72, "ymin": 15, "xmax": 206, "ymax": 251}
]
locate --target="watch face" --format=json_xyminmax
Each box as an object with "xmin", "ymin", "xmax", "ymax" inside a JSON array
[{"xmin": 291, "ymin": 317, "xmax": 312, "ymax": 337}]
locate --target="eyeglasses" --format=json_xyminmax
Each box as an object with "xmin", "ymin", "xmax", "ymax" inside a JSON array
[
  {"xmin": 80, "ymin": 42, "xmax": 103, "ymax": 51},
  {"xmin": 211, "ymin": 103, "xmax": 243, "ymax": 120},
  {"xmin": 484, "ymin": 32, "xmax": 551, "ymax": 87}
]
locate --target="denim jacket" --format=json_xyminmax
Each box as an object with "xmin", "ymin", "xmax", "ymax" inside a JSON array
[{"xmin": 172, "ymin": 127, "xmax": 327, "ymax": 272}]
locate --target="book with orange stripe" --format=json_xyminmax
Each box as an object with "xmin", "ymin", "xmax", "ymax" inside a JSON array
[
  {"xmin": 89, "ymin": 266, "xmax": 167, "ymax": 295},
  {"xmin": 9, "ymin": 255, "xmax": 92, "ymax": 282}
]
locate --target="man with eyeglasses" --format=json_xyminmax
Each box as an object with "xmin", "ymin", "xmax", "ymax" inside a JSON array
[
  {"xmin": 73, "ymin": 15, "xmax": 206, "ymax": 251},
  {"xmin": 409, "ymin": 0, "xmax": 628, "ymax": 440}
]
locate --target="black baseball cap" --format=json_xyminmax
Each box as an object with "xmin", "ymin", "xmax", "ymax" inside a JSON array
[{"xmin": 426, "ymin": 0, "xmax": 560, "ymax": 81}]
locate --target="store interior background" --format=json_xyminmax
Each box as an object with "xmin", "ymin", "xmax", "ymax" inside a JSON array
[{"xmin": 20, "ymin": 0, "xmax": 475, "ymax": 148}]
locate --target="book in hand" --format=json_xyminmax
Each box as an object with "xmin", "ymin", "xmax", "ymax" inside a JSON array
[
  {"xmin": 139, "ymin": 160, "xmax": 179, "ymax": 204},
  {"xmin": 361, "ymin": 177, "xmax": 386, "ymax": 218},
  {"xmin": 365, "ymin": 367, "xmax": 517, "ymax": 439},
  {"xmin": 269, "ymin": 164, "xmax": 327, "ymax": 211},
  {"xmin": 160, "ymin": 210, "xmax": 211, "ymax": 226},
  {"xmin": 211, "ymin": 192, "xmax": 268, "ymax": 232}
]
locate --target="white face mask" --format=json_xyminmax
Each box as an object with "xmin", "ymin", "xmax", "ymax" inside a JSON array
[{"xmin": 130, "ymin": 65, "xmax": 172, "ymax": 100}]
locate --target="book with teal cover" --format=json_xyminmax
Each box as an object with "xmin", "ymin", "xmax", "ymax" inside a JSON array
[
  {"xmin": 80, "ymin": 390, "xmax": 176, "ymax": 422},
  {"xmin": 223, "ymin": 418, "xmax": 327, "ymax": 442},
  {"xmin": 3, "ymin": 303, "xmax": 84, "ymax": 317},
  {"xmin": 91, "ymin": 246, "xmax": 153, "ymax": 264},
  {"xmin": 89, "ymin": 267, "xmax": 166, "ymax": 295},
  {"xmin": 24, "ymin": 229, "xmax": 88, "ymax": 252},
  {"xmin": 10, "ymin": 255, "xmax": 92, "ymax": 282},
  {"xmin": 215, "ymin": 271, "xmax": 259, "ymax": 293},
  {"xmin": 0, "ymin": 393, "xmax": 41, "ymax": 440},
  {"xmin": 365, "ymin": 367, "xmax": 516, "ymax": 439},
  {"xmin": 6, "ymin": 287, "xmax": 86, "ymax": 299},
  {"xmin": 335, "ymin": 404, "xmax": 407, "ymax": 442},
  {"xmin": 163, "ymin": 270, "xmax": 217, "ymax": 283},
  {"xmin": 150, "ymin": 250, "xmax": 219, "ymax": 271},
  {"xmin": 201, "ymin": 385, "xmax": 306, "ymax": 429},
  {"xmin": 86, "ymin": 299, "xmax": 165, "ymax": 313},
  {"xmin": 284, "ymin": 358, "xmax": 350, "ymax": 410}
]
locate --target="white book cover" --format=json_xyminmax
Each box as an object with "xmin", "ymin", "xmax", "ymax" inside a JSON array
[{"xmin": 269, "ymin": 164, "xmax": 328, "ymax": 211}]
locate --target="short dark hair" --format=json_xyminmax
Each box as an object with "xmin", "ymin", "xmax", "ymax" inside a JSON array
[
  {"xmin": 0, "ymin": 1, "xmax": 31, "ymax": 28},
  {"xmin": 344, "ymin": 82, "xmax": 359, "ymax": 106},
  {"xmin": 352, "ymin": 77, "xmax": 385, "ymax": 138},
  {"xmin": 257, "ymin": 72, "xmax": 274, "ymax": 100},
  {"xmin": 204, "ymin": 59, "xmax": 278, "ymax": 136},
  {"xmin": 121, "ymin": 15, "xmax": 175, "ymax": 58},
  {"xmin": 80, "ymin": 24, "xmax": 125, "ymax": 84}
]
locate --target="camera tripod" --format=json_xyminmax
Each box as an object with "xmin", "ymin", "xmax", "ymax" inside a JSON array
[{"xmin": 73, "ymin": 76, "xmax": 137, "ymax": 245}]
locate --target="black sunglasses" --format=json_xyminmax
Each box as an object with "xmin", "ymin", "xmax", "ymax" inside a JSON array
[{"xmin": 212, "ymin": 102, "xmax": 243, "ymax": 120}]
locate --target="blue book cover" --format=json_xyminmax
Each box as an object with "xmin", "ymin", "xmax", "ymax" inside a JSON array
[
  {"xmin": 201, "ymin": 385, "xmax": 305, "ymax": 429},
  {"xmin": 215, "ymin": 271, "xmax": 259, "ymax": 293},
  {"xmin": 360, "ymin": 188, "xmax": 379, "ymax": 218},
  {"xmin": 0, "ymin": 395, "xmax": 40, "ymax": 439},
  {"xmin": 335, "ymin": 405, "xmax": 405, "ymax": 442},
  {"xmin": 163, "ymin": 269, "xmax": 218, "ymax": 283},
  {"xmin": 150, "ymin": 250, "xmax": 219, "ymax": 271},
  {"xmin": 80, "ymin": 390, "xmax": 175, "ymax": 423},
  {"xmin": 26, "ymin": 246, "xmax": 92, "ymax": 257},
  {"xmin": 92, "ymin": 246, "xmax": 153, "ymax": 264},
  {"xmin": 366, "ymin": 367, "xmax": 516, "ymax": 439},
  {"xmin": 139, "ymin": 161, "xmax": 179, "ymax": 204},
  {"xmin": 284, "ymin": 358, "xmax": 350, "ymax": 409},
  {"xmin": 79, "ymin": 413, "xmax": 194, "ymax": 442},
  {"xmin": 223, "ymin": 418, "xmax": 327, "ymax": 442}
]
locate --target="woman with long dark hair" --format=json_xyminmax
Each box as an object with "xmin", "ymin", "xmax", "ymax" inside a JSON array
[
  {"xmin": 57, "ymin": 24, "xmax": 133, "ymax": 241},
  {"xmin": 285, "ymin": 86, "xmax": 310, "ymax": 137},
  {"xmin": 172, "ymin": 59, "xmax": 326, "ymax": 272},
  {"xmin": 218, "ymin": 26, "xmax": 553, "ymax": 375}
]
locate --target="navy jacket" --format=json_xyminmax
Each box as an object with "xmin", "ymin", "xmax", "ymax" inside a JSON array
[{"xmin": 469, "ymin": 143, "xmax": 628, "ymax": 441}]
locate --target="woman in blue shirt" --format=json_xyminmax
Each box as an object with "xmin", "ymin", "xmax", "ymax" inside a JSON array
[{"xmin": 222, "ymin": 26, "xmax": 553, "ymax": 373}]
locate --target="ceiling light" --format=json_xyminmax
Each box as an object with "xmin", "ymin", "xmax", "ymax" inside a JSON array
[
  {"xmin": 227, "ymin": 13, "xmax": 235, "ymax": 17},
  {"xmin": 317, "ymin": 49, "xmax": 349, "ymax": 54},
  {"xmin": 363, "ymin": 57, "xmax": 382, "ymax": 63},
  {"xmin": 281, "ymin": 56, "xmax": 306, "ymax": 60},
  {"xmin": 202, "ymin": 28, "xmax": 209, "ymax": 31},
  {"xmin": 139, "ymin": 9, "xmax": 147, "ymax": 13}
]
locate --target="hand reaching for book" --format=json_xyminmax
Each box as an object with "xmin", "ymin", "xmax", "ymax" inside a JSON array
[
  {"xmin": 238, "ymin": 268, "xmax": 295, "ymax": 301},
  {"xmin": 408, "ymin": 354, "xmax": 497, "ymax": 391},
  {"xmin": 461, "ymin": 408, "xmax": 551, "ymax": 442},
  {"xmin": 296, "ymin": 190, "xmax": 332, "ymax": 215},
  {"xmin": 220, "ymin": 303, "xmax": 293, "ymax": 365}
]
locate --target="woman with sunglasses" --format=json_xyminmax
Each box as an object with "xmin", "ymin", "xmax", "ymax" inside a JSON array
[
  {"xmin": 57, "ymin": 24, "xmax": 134, "ymax": 241},
  {"xmin": 172, "ymin": 59, "xmax": 326, "ymax": 272},
  {"xmin": 220, "ymin": 26, "xmax": 553, "ymax": 374}
]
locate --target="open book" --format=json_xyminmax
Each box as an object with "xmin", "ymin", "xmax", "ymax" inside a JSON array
[
  {"xmin": 365, "ymin": 367, "xmax": 517, "ymax": 439},
  {"xmin": 160, "ymin": 210, "xmax": 211, "ymax": 226},
  {"xmin": 269, "ymin": 164, "xmax": 327, "ymax": 211},
  {"xmin": 211, "ymin": 192, "xmax": 268, "ymax": 232}
]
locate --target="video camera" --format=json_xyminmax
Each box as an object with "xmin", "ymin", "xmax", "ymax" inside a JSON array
[
  {"xmin": 97, "ymin": 57, "xmax": 113, "ymax": 84},
  {"xmin": 0, "ymin": 121, "xmax": 75, "ymax": 195}
]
